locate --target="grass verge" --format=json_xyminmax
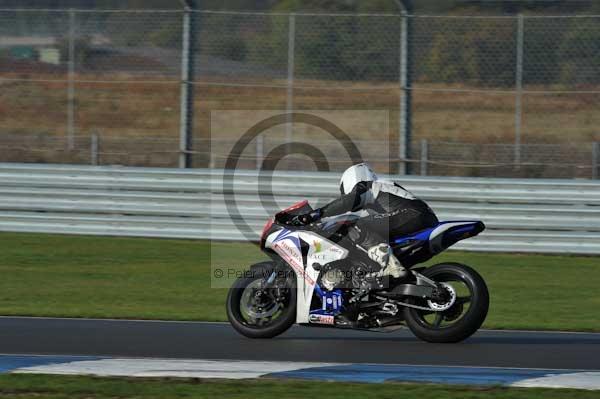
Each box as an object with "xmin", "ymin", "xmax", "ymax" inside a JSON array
[
  {"xmin": 0, "ymin": 232, "xmax": 599, "ymax": 331},
  {"xmin": 1, "ymin": 374, "xmax": 600, "ymax": 399}
]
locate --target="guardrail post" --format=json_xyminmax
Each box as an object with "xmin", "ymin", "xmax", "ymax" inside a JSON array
[
  {"xmin": 420, "ymin": 139, "xmax": 428, "ymax": 176},
  {"xmin": 67, "ymin": 9, "xmax": 76, "ymax": 150},
  {"xmin": 91, "ymin": 133, "xmax": 98, "ymax": 165},
  {"xmin": 285, "ymin": 13, "xmax": 296, "ymax": 150},
  {"xmin": 398, "ymin": 10, "xmax": 412, "ymax": 175},
  {"xmin": 513, "ymin": 14, "xmax": 524, "ymax": 169},
  {"xmin": 179, "ymin": 2, "xmax": 197, "ymax": 168},
  {"xmin": 593, "ymin": 142, "xmax": 599, "ymax": 180}
]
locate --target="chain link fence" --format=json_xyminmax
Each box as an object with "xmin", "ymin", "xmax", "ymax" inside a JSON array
[{"xmin": 0, "ymin": 9, "xmax": 598, "ymax": 178}]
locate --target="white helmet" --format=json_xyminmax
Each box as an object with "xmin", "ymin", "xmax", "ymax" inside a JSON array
[{"xmin": 339, "ymin": 163, "xmax": 378, "ymax": 195}]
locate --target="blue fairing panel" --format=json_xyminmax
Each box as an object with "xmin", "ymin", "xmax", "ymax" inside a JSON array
[
  {"xmin": 393, "ymin": 228, "xmax": 435, "ymax": 246},
  {"xmin": 393, "ymin": 221, "xmax": 485, "ymax": 253}
]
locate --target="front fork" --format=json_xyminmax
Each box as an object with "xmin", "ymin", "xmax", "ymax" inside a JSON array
[{"xmin": 261, "ymin": 264, "xmax": 298, "ymax": 303}]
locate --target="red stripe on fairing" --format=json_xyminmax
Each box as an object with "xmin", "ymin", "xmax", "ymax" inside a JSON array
[{"xmin": 272, "ymin": 242, "xmax": 315, "ymax": 286}]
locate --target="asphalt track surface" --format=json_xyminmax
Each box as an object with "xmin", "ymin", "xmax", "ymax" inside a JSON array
[{"xmin": 1, "ymin": 317, "xmax": 599, "ymax": 370}]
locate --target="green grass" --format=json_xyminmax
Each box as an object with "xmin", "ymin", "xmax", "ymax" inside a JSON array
[
  {"xmin": 0, "ymin": 232, "xmax": 599, "ymax": 331},
  {"xmin": 1, "ymin": 374, "xmax": 600, "ymax": 399}
]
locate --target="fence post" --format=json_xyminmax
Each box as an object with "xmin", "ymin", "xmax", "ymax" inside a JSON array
[
  {"xmin": 420, "ymin": 139, "xmax": 428, "ymax": 176},
  {"xmin": 256, "ymin": 135, "xmax": 264, "ymax": 170},
  {"xmin": 179, "ymin": 2, "xmax": 196, "ymax": 168},
  {"xmin": 593, "ymin": 142, "xmax": 599, "ymax": 180},
  {"xmin": 67, "ymin": 9, "xmax": 76, "ymax": 150},
  {"xmin": 514, "ymin": 14, "xmax": 524, "ymax": 168},
  {"xmin": 90, "ymin": 133, "xmax": 98, "ymax": 166},
  {"xmin": 398, "ymin": 9, "xmax": 413, "ymax": 176},
  {"xmin": 285, "ymin": 13, "xmax": 296, "ymax": 146}
]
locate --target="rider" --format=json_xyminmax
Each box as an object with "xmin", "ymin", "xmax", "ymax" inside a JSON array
[{"xmin": 295, "ymin": 163, "xmax": 439, "ymax": 279}]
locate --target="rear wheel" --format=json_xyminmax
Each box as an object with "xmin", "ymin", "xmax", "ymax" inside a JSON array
[
  {"xmin": 404, "ymin": 262, "xmax": 489, "ymax": 343},
  {"xmin": 226, "ymin": 262, "xmax": 296, "ymax": 338}
]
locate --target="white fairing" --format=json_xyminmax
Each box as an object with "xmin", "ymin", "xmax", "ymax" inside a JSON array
[
  {"xmin": 339, "ymin": 163, "xmax": 377, "ymax": 194},
  {"xmin": 265, "ymin": 228, "xmax": 349, "ymax": 323}
]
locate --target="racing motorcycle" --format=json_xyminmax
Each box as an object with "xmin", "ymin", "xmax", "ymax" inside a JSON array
[{"xmin": 226, "ymin": 200, "xmax": 489, "ymax": 343}]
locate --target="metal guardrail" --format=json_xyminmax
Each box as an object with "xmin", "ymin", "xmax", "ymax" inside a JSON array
[{"xmin": 1, "ymin": 163, "xmax": 599, "ymax": 254}]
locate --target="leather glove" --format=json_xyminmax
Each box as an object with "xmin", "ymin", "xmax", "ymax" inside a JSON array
[{"xmin": 290, "ymin": 210, "xmax": 321, "ymax": 226}]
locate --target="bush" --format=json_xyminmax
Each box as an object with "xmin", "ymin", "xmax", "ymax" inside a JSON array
[
  {"xmin": 558, "ymin": 19, "xmax": 600, "ymax": 86},
  {"xmin": 421, "ymin": 19, "xmax": 516, "ymax": 87},
  {"xmin": 247, "ymin": 13, "xmax": 400, "ymax": 81},
  {"xmin": 198, "ymin": 13, "xmax": 251, "ymax": 62},
  {"xmin": 57, "ymin": 35, "xmax": 94, "ymax": 66}
]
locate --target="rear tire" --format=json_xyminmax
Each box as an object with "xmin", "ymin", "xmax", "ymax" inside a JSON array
[
  {"xmin": 226, "ymin": 262, "xmax": 296, "ymax": 339},
  {"xmin": 404, "ymin": 262, "xmax": 489, "ymax": 343}
]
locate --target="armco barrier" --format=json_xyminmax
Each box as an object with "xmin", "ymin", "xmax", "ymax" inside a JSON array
[{"xmin": 1, "ymin": 163, "xmax": 599, "ymax": 254}]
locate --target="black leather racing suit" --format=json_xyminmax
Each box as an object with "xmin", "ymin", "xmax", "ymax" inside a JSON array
[{"xmin": 316, "ymin": 180, "xmax": 438, "ymax": 247}]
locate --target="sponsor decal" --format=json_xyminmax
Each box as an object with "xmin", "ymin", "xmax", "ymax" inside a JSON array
[
  {"xmin": 310, "ymin": 253, "xmax": 328, "ymax": 261},
  {"xmin": 277, "ymin": 240, "xmax": 302, "ymax": 263},
  {"xmin": 309, "ymin": 314, "xmax": 335, "ymax": 325},
  {"xmin": 329, "ymin": 246, "xmax": 343, "ymax": 254},
  {"xmin": 272, "ymin": 241, "xmax": 315, "ymax": 286},
  {"xmin": 313, "ymin": 240, "xmax": 322, "ymax": 253}
]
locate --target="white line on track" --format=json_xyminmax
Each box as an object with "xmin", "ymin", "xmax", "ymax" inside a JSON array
[
  {"xmin": 3, "ymin": 354, "xmax": 600, "ymax": 389},
  {"xmin": 13, "ymin": 358, "xmax": 341, "ymax": 379},
  {"xmin": 1, "ymin": 354, "xmax": 598, "ymax": 373},
  {"xmin": 512, "ymin": 373, "xmax": 600, "ymax": 390}
]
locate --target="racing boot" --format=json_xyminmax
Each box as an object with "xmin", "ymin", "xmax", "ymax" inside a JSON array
[
  {"xmin": 367, "ymin": 243, "xmax": 406, "ymax": 279},
  {"xmin": 334, "ymin": 313, "xmax": 355, "ymax": 328}
]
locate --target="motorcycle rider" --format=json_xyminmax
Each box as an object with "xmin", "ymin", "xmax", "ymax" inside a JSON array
[{"xmin": 294, "ymin": 163, "xmax": 439, "ymax": 280}]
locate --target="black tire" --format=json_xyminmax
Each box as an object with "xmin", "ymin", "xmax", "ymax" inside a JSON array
[
  {"xmin": 226, "ymin": 261, "xmax": 296, "ymax": 339},
  {"xmin": 404, "ymin": 262, "xmax": 489, "ymax": 343}
]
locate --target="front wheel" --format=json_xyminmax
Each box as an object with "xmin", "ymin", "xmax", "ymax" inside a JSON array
[
  {"xmin": 226, "ymin": 261, "xmax": 296, "ymax": 339},
  {"xmin": 404, "ymin": 262, "xmax": 489, "ymax": 343}
]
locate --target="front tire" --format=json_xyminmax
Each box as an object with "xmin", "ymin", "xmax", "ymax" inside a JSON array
[
  {"xmin": 404, "ymin": 262, "xmax": 489, "ymax": 343},
  {"xmin": 226, "ymin": 261, "xmax": 296, "ymax": 339}
]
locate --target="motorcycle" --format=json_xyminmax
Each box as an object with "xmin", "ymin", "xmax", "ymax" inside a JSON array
[{"xmin": 226, "ymin": 200, "xmax": 489, "ymax": 343}]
